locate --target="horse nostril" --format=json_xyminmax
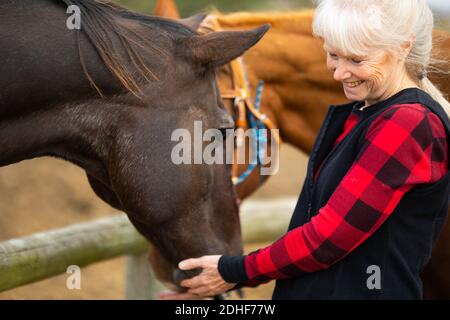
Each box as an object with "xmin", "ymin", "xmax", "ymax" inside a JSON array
[
  {"xmin": 172, "ymin": 267, "xmax": 202, "ymax": 287},
  {"xmin": 172, "ymin": 269, "xmax": 185, "ymax": 286}
]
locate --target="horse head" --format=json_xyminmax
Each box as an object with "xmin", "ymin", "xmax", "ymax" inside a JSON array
[{"xmin": 109, "ymin": 24, "xmax": 271, "ymax": 289}]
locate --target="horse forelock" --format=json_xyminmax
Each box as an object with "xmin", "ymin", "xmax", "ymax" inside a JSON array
[{"xmin": 59, "ymin": 0, "xmax": 196, "ymax": 98}]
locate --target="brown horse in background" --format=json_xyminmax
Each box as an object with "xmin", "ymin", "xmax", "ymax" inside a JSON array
[{"xmin": 154, "ymin": 0, "xmax": 450, "ymax": 299}]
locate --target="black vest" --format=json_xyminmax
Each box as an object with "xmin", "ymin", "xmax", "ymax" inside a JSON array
[{"xmin": 272, "ymin": 88, "xmax": 450, "ymax": 300}]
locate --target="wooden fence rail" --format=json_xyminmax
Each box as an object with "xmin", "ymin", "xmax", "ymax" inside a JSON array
[{"xmin": 0, "ymin": 197, "xmax": 296, "ymax": 297}]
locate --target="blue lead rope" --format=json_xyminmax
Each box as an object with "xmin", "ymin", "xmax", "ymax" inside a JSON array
[{"xmin": 234, "ymin": 80, "xmax": 267, "ymax": 185}]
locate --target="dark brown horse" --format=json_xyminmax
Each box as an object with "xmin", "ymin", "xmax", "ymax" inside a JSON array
[
  {"xmin": 153, "ymin": 0, "xmax": 450, "ymax": 299},
  {"xmin": 0, "ymin": 0, "xmax": 269, "ymax": 290}
]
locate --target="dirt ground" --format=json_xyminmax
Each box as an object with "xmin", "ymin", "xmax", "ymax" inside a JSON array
[{"xmin": 0, "ymin": 144, "xmax": 308, "ymax": 300}]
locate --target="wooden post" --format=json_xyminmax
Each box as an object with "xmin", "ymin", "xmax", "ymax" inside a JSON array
[
  {"xmin": 240, "ymin": 197, "xmax": 294, "ymax": 243},
  {"xmin": 125, "ymin": 253, "xmax": 166, "ymax": 300}
]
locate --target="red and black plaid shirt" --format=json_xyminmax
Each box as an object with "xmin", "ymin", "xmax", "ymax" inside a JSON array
[{"xmin": 242, "ymin": 103, "xmax": 448, "ymax": 284}]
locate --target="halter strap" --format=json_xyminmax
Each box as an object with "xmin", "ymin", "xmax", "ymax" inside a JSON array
[{"xmin": 198, "ymin": 15, "xmax": 282, "ymax": 185}]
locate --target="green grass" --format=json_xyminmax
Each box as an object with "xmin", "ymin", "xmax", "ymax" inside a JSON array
[{"xmin": 114, "ymin": 0, "xmax": 314, "ymax": 16}]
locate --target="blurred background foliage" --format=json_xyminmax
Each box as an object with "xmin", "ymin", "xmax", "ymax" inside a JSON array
[
  {"xmin": 113, "ymin": 0, "xmax": 450, "ymax": 31},
  {"xmin": 114, "ymin": 0, "xmax": 449, "ymax": 31},
  {"xmin": 115, "ymin": 0, "xmax": 314, "ymax": 16}
]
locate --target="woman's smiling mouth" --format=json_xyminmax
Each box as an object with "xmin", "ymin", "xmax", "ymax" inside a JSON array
[{"xmin": 344, "ymin": 80, "xmax": 365, "ymax": 88}]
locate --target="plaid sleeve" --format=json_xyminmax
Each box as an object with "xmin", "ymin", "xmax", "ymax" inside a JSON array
[{"xmin": 218, "ymin": 104, "xmax": 448, "ymax": 284}]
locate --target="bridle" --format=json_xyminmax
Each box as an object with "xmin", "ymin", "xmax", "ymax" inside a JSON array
[{"xmin": 198, "ymin": 15, "xmax": 282, "ymax": 185}]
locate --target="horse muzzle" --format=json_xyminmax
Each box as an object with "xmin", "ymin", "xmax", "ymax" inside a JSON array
[{"xmin": 172, "ymin": 267, "xmax": 202, "ymax": 289}]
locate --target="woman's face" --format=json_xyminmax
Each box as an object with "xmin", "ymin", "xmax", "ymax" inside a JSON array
[{"xmin": 324, "ymin": 43, "xmax": 407, "ymax": 105}]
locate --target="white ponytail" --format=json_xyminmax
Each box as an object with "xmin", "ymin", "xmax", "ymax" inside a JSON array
[{"xmin": 312, "ymin": 0, "xmax": 450, "ymax": 118}]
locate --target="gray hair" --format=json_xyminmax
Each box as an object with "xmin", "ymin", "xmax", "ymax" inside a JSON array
[{"xmin": 312, "ymin": 0, "xmax": 450, "ymax": 117}]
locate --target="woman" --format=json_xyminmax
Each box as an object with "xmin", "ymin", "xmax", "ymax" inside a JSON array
[{"xmin": 162, "ymin": 0, "xmax": 450, "ymax": 299}]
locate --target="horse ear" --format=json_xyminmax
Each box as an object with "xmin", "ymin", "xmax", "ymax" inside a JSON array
[
  {"xmin": 179, "ymin": 13, "xmax": 208, "ymax": 31},
  {"xmin": 180, "ymin": 24, "xmax": 270, "ymax": 68}
]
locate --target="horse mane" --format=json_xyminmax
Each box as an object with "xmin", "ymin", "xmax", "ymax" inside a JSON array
[
  {"xmin": 59, "ymin": 0, "xmax": 196, "ymax": 98},
  {"xmin": 214, "ymin": 10, "xmax": 315, "ymax": 37}
]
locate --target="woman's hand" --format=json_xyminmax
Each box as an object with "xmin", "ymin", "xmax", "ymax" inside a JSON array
[{"xmin": 177, "ymin": 255, "xmax": 236, "ymax": 298}]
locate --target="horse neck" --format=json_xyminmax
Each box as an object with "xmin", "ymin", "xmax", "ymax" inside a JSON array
[
  {"xmin": 0, "ymin": 99, "xmax": 125, "ymax": 185},
  {"xmin": 217, "ymin": 11, "xmax": 348, "ymax": 153}
]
